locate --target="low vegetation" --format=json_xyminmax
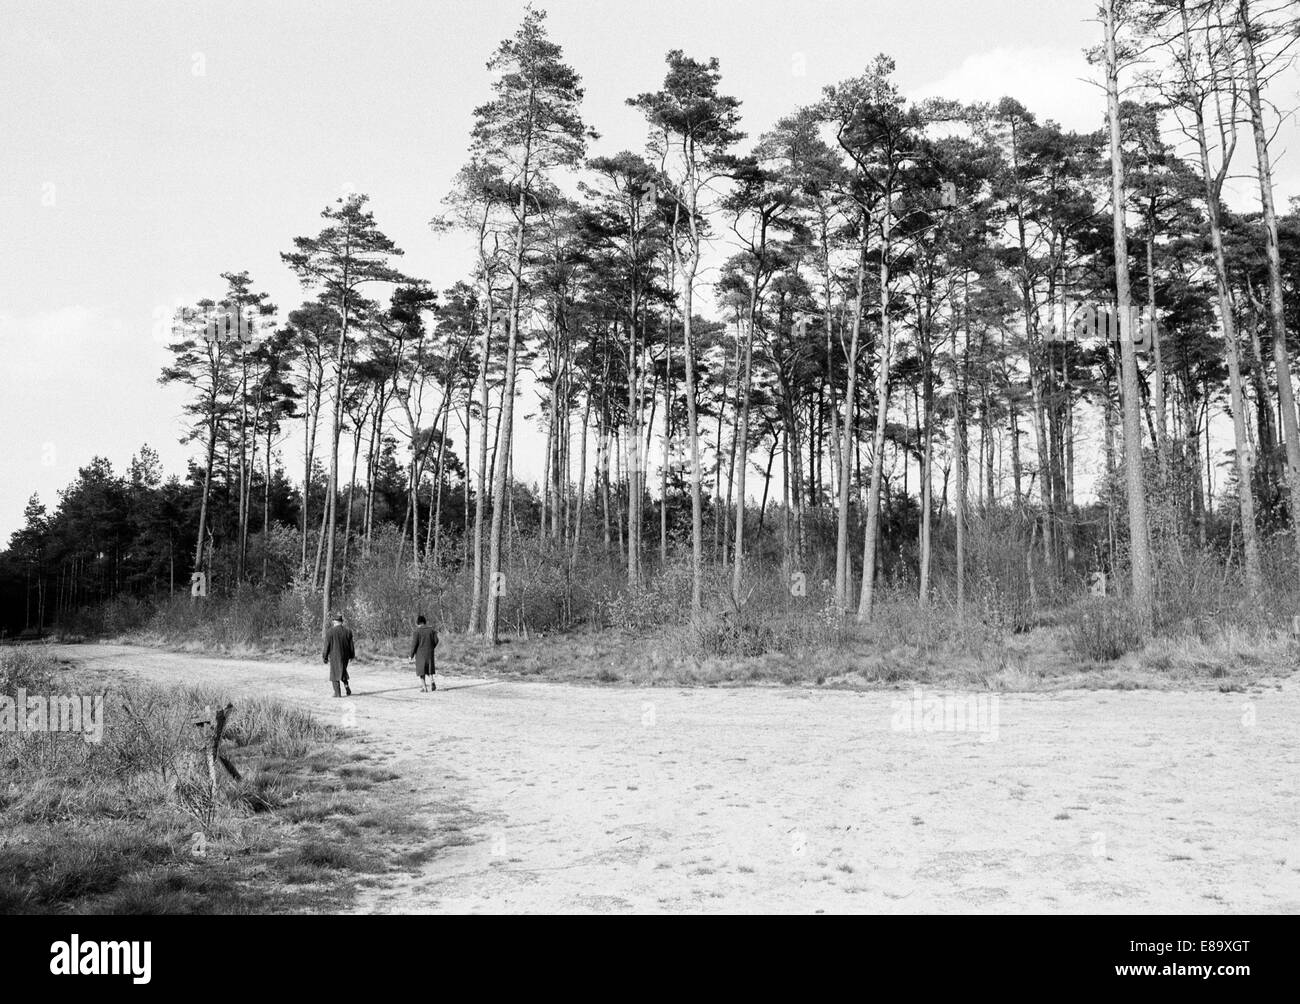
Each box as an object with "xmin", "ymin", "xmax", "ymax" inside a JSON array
[
  {"xmin": 0, "ymin": 648, "xmax": 459, "ymax": 914},
  {"xmin": 46, "ymin": 511, "xmax": 1296, "ymax": 694}
]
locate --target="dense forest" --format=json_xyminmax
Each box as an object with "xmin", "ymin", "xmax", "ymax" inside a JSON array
[{"xmin": 5, "ymin": 0, "xmax": 1300, "ymax": 655}]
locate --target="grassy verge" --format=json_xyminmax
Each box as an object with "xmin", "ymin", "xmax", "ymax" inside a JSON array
[
  {"xmin": 435, "ymin": 610, "xmax": 1298, "ymax": 692},
  {"xmin": 67, "ymin": 581, "xmax": 1300, "ymax": 694},
  {"xmin": 0, "ymin": 647, "xmax": 464, "ymax": 914}
]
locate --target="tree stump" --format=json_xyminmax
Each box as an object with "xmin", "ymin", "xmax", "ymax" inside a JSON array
[{"xmin": 194, "ymin": 703, "xmax": 241, "ymax": 805}]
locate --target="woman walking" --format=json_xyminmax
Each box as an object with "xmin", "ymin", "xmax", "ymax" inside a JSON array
[{"xmin": 410, "ymin": 614, "xmax": 438, "ymax": 692}]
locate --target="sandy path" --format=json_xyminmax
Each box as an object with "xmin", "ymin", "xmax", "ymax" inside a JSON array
[{"xmin": 49, "ymin": 644, "xmax": 1300, "ymax": 914}]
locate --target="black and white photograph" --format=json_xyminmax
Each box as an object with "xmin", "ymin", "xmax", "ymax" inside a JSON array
[{"xmin": 0, "ymin": 0, "xmax": 1296, "ymax": 978}]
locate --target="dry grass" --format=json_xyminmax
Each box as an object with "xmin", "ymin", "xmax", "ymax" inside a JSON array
[
  {"xmin": 85, "ymin": 594, "xmax": 1298, "ymax": 694},
  {"xmin": 54, "ymin": 529, "xmax": 1300, "ymax": 695},
  {"xmin": 1064, "ymin": 598, "xmax": 1146, "ymax": 662},
  {"xmin": 0, "ymin": 648, "xmax": 467, "ymax": 914}
]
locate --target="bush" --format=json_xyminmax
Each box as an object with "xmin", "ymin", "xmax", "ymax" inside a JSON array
[
  {"xmin": 690, "ymin": 607, "xmax": 774, "ymax": 657},
  {"xmin": 963, "ymin": 507, "xmax": 1045, "ymax": 631},
  {"xmin": 221, "ymin": 694, "xmax": 335, "ymax": 757},
  {"xmin": 0, "ymin": 644, "xmax": 454, "ymax": 915},
  {"xmin": 1065, "ymin": 598, "xmax": 1144, "ymax": 662},
  {"xmin": 0, "ymin": 647, "xmax": 57, "ymax": 692}
]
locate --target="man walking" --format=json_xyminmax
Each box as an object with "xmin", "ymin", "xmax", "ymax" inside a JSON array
[
  {"xmin": 323, "ymin": 613, "xmax": 355, "ymax": 698},
  {"xmin": 410, "ymin": 614, "xmax": 438, "ymax": 692}
]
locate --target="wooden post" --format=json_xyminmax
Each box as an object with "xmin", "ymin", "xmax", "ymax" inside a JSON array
[{"xmin": 194, "ymin": 703, "xmax": 240, "ymax": 805}]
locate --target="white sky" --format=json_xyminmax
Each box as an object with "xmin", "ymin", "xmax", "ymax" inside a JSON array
[{"xmin": 3, "ymin": 0, "xmax": 1298, "ymax": 541}]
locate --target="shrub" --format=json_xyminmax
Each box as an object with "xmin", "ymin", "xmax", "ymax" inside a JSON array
[
  {"xmin": 1065, "ymin": 598, "xmax": 1144, "ymax": 662},
  {"xmin": 689, "ymin": 606, "xmax": 775, "ymax": 657},
  {"xmin": 0, "ymin": 647, "xmax": 57, "ymax": 692},
  {"xmin": 222, "ymin": 696, "xmax": 335, "ymax": 757}
]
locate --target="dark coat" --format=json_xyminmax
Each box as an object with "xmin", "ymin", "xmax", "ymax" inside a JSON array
[
  {"xmin": 410, "ymin": 624, "xmax": 438, "ymax": 677},
  {"xmin": 323, "ymin": 624, "xmax": 355, "ymax": 682}
]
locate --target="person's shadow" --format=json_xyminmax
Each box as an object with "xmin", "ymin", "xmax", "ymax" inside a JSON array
[{"xmin": 345, "ymin": 680, "xmax": 503, "ymax": 698}]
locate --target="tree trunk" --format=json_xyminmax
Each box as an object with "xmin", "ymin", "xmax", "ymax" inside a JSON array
[
  {"xmin": 731, "ymin": 286, "xmax": 758, "ymax": 601},
  {"xmin": 919, "ymin": 336, "xmax": 934, "ymax": 608},
  {"xmin": 1105, "ymin": 0, "xmax": 1154, "ymax": 628},
  {"xmin": 263, "ymin": 418, "xmax": 272, "ymax": 583},
  {"xmin": 858, "ymin": 208, "xmax": 894, "ymax": 622},
  {"xmin": 1182, "ymin": 5, "xmax": 1262, "ymax": 591},
  {"xmin": 573, "ymin": 387, "xmax": 591, "ymax": 565},
  {"xmin": 1239, "ymin": 0, "xmax": 1300, "ymax": 587},
  {"xmin": 835, "ymin": 233, "xmax": 868, "ymax": 610},
  {"xmin": 340, "ymin": 416, "xmax": 363, "ymax": 594},
  {"xmin": 1147, "ymin": 233, "xmax": 1170, "ymax": 485},
  {"xmin": 193, "ymin": 415, "xmax": 217, "ymax": 585},
  {"xmin": 485, "ymin": 197, "xmax": 528, "ymax": 643},
  {"xmin": 678, "ymin": 167, "xmax": 704, "ymax": 613},
  {"xmin": 468, "ymin": 306, "xmax": 494, "ymax": 634}
]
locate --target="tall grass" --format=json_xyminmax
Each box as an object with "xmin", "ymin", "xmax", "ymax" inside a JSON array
[
  {"xmin": 1065, "ymin": 598, "xmax": 1145, "ymax": 662},
  {"xmin": 0, "ymin": 647, "xmax": 414, "ymax": 914},
  {"xmin": 54, "ymin": 504, "xmax": 1300, "ymax": 689}
]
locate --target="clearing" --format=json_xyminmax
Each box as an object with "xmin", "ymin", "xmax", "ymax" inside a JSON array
[{"xmin": 45, "ymin": 643, "xmax": 1300, "ymax": 913}]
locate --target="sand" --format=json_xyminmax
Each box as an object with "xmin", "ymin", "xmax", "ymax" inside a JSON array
[{"xmin": 49, "ymin": 643, "xmax": 1300, "ymax": 914}]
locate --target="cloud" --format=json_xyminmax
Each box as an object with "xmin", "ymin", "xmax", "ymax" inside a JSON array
[
  {"xmin": 909, "ymin": 44, "xmax": 1300, "ymax": 214},
  {"xmin": 0, "ymin": 306, "xmax": 190, "ymax": 542},
  {"xmin": 909, "ymin": 46, "xmax": 1102, "ymax": 133}
]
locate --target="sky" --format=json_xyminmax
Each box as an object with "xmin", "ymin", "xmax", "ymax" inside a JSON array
[{"xmin": 2, "ymin": 0, "xmax": 1297, "ymax": 543}]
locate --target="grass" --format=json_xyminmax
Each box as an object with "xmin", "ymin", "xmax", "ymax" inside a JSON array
[
  {"xmin": 55, "ymin": 539, "xmax": 1300, "ymax": 695},
  {"xmin": 427, "ymin": 599, "xmax": 1295, "ymax": 692},
  {"xmin": 45, "ymin": 509, "xmax": 1300, "ymax": 698},
  {"xmin": 0, "ymin": 648, "xmax": 469, "ymax": 914},
  {"xmin": 1065, "ymin": 599, "xmax": 1145, "ymax": 662},
  {"xmin": 87, "ymin": 597, "xmax": 1299, "ymax": 694}
]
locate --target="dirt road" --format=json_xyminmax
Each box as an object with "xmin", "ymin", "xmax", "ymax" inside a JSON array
[{"xmin": 50, "ymin": 643, "xmax": 1300, "ymax": 913}]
